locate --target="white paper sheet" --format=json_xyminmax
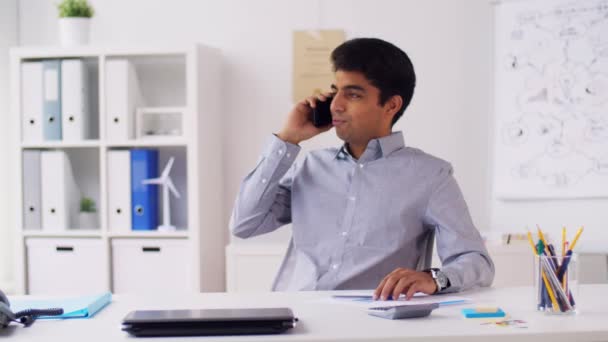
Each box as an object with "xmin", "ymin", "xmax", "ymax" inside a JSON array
[{"xmin": 328, "ymin": 291, "xmax": 470, "ymax": 309}]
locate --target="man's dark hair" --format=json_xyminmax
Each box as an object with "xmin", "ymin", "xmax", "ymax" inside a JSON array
[{"xmin": 330, "ymin": 38, "xmax": 416, "ymax": 126}]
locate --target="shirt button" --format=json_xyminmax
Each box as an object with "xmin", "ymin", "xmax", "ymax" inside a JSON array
[
  {"xmin": 341, "ymin": 231, "xmax": 348, "ymax": 237},
  {"xmin": 332, "ymin": 264, "xmax": 339, "ymax": 270},
  {"xmin": 349, "ymin": 196, "xmax": 356, "ymax": 201},
  {"xmin": 278, "ymin": 149, "xmax": 283, "ymax": 155},
  {"xmin": 359, "ymin": 164, "xmax": 364, "ymax": 168},
  {"xmin": 261, "ymin": 178, "xmax": 267, "ymax": 184},
  {"xmin": 286, "ymin": 153, "xmax": 291, "ymax": 158}
]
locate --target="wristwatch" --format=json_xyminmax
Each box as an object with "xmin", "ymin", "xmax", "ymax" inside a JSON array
[{"xmin": 424, "ymin": 268, "xmax": 450, "ymax": 293}]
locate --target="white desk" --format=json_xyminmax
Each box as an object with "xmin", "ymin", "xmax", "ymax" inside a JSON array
[{"xmin": 2, "ymin": 285, "xmax": 608, "ymax": 342}]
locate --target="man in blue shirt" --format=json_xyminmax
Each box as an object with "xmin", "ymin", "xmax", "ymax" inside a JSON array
[{"xmin": 230, "ymin": 38, "xmax": 494, "ymax": 299}]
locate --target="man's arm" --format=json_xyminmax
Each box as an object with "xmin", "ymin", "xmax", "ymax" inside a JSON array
[
  {"xmin": 373, "ymin": 163, "xmax": 494, "ymax": 300},
  {"xmin": 424, "ymin": 164, "xmax": 495, "ymax": 293},
  {"xmin": 230, "ymin": 93, "xmax": 334, "ymax": 239},
  {"xmin": 229, "ymin": 135, "xmax": 301, "ymax": 238}
]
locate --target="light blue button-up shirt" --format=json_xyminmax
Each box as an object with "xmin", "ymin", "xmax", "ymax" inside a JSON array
[{"xmin": 230, "ymin": 132, "xmax": 494, "ymax": 292}]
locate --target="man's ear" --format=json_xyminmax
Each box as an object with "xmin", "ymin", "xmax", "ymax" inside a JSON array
[{"xmin": 384, "ymin": 95, "xmax": 403, "ymax": 120}]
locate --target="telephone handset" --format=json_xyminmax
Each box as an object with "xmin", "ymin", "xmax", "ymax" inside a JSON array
[
  {"xmin": 0, "ymin": 289, "xmax": 15, "ymax": 328},
  {"xmin": 0, "ymin": 289, "xmax": 64, "ymax": 329}
]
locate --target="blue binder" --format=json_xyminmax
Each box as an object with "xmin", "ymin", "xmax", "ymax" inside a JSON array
[
  {"xmin": 130, "ymin": 149, "xmax": 159, "ymax": 230},
  {"xmin": 42, "ymin": 60, "xmax": 62, "ymax": 140}
]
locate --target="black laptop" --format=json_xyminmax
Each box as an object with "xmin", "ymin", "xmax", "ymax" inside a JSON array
[{"xmin": 122, "ymin": 307, "xmax": 297, "ymax": 337}]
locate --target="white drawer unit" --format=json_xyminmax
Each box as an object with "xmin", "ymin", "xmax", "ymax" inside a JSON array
[
  {"xmin": 226, "ymin": 244, "xmax": 287, "ymax": 292},
  {"xmin": 26, "ymin": 238, "xmax": 108, "ymax": 295},
  {"xmin": 111, "ymin": 238, "xmax": 193, "ymax": 294}
]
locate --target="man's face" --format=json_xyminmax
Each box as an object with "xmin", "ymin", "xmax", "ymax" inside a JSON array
[{"xmin": 330, "ymin": 70, "xmax": 393, "ymax": 145}]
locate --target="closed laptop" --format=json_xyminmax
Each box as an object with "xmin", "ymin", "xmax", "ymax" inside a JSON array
[{"xmin": 122, "ymin": 307, "xmax": 297, "ymax": 337}]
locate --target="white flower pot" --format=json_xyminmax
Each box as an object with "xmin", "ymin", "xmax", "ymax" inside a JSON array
[
  {"xmin": 78, "ymin": 212, "xmax": 98, "ymax": 230},
  {"xmin": 59, "ymin": 18, "xmax": 91, "ymax": 46}
]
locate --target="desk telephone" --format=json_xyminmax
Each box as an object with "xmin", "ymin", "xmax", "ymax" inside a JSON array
[{"xmin": 0, "ymin": 289, "xmax": 63, "ymax": 329}]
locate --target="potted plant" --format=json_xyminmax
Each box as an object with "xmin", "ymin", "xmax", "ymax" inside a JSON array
[
  {"xmin": 78, "ymin": 197, "xmax": 98, "ymax": 229},
  {"xmin": 57, "ymin": 0, "xmax": 94, "ymax": 46}
]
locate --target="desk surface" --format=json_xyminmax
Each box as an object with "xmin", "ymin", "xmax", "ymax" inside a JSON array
[{"xmin": 2, "ymin": 285, "xmax": 608, "ymax": 342}]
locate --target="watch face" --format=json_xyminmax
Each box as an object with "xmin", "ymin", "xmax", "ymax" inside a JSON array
[{"xmin": 437, "ymin": 272, "xmax": 448, "ymax": 288}]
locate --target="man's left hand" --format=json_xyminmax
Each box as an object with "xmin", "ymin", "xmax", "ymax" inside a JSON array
[{"xmin": 373, "ymin": 268, "xmax": 437, "ymax": 300}]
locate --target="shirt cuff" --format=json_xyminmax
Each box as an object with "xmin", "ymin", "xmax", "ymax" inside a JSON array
[
  {"xmin": 259, "ymin": 134, "xmax": 301, "ymax": 176},
  {"xmin": 264, "ymin": 134, "xmax": 301, "ymax": 161}
]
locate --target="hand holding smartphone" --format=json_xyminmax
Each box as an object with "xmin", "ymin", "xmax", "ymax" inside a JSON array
[{"xmin": 277, "ymin": 93, "xmax": 334, "ymax": 145}]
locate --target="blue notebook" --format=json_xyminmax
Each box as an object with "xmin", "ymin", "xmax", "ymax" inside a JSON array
[{"xmin": 10, "ymin": 292, "xmax": 111, "ymax": 319}]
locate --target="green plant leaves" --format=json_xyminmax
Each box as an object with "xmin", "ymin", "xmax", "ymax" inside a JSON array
[{"xmin": 58, "ymin": 0, "xmax": 94, "ymax": 18}]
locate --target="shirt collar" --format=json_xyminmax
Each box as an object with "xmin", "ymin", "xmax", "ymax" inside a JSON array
[{"xmin": 334, "ymin": 131, "xmax": 405, "ymax": 161}]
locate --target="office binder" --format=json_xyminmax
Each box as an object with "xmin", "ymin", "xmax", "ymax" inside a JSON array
[
  {"xmin": 22, "ymin": 150, "xmax": 42, "ymax": 230},
  {"xmin": 11, "ymin": 292, "xmax": 112, "ymax": 319},
  {"xmin": 42, "ymin": 60, "xmax": 62, "ymax": 141},
  {"xmin": 131, "ymin": 149, "xmax": 158, "ymax": 230},
  {"xmin": 20, "ymin": 62, "xmax": 44, "ymax": 142},
  {"xmin": 41, "ymin": 150, "xmax": 81, "ymax": 231},
  {"xmin": 61, "ymin": 59, "xmax": 90, "ymax": 141},
  {"xmin": 105, "ymin": 59, "xmax": 141, "ymax": 141},
  {"xmin": 108, "ymin": 150, "xmax": 132, "ymax": 231}
]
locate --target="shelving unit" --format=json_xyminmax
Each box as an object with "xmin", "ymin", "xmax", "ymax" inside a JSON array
[{"xmin": 9, "ymin": 44, "xmax": 225, "ymax": 295}]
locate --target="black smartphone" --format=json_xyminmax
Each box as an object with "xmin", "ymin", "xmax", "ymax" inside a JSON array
[{"xmin": 312, "ymin": 96, "xmax": 333, "ymax": 127}]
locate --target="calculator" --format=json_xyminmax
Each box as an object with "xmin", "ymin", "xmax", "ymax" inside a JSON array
[{"xmin": 367, "ymin": 303, "xmax": 439, "ymax": 319}]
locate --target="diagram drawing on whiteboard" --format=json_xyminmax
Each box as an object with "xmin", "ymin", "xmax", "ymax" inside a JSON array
[{"xmin": 493, "ymin": 0, "xmax": 608, "ymax": 199}]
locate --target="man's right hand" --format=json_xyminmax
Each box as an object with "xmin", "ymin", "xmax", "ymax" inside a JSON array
[{"xmin": 276, "ymin": 92, "xmax": 334, "ymax": 145}]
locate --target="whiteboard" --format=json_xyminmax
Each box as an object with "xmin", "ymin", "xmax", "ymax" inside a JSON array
[{"xmin": 493, "ymin": 0, "xmax": 608, "ymax": 199}]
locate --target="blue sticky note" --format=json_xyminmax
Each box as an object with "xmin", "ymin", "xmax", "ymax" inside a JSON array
[
  {"xmin": 10, "ymin": 292, "xmax": 112, "ymax": 319},
  {"xmin": 461, "ymin": 307, "xmax": 506, "ymax": 318}
]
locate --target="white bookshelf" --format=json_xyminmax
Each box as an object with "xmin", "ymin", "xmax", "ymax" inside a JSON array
[{"xmin": 9, "ymin": 44, "xmax": 225, "ymax": 295}]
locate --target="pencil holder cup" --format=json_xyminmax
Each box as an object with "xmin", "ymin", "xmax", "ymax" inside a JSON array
[{"xmin": 534, "ymin": 254, "xmax": 578, "ymax": 315}]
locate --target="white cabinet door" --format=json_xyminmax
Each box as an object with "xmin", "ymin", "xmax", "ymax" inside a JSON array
[
  {"xmin": 26, "ymin": 238, "xmax": 107, "ymax": 295},
  {"xmin": 111, "ymin": 238, "xmax": 192, "ymax": 293}
]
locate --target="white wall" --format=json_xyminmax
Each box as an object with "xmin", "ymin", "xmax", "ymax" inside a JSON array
[
  {"xmin": 0, "ymin": 0, "xmax": 18, "ymax": 292},
  {"xmin": 16, "ymin": 0, "xmax": 495, "ymax": 244},
  {"xmin": 4, "ymin": 0, "xmax": 605, "ymax": 289}
]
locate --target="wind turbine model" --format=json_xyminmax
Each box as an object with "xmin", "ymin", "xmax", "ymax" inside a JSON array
[{"xmin": 142, "ymin": 157, "xmax": 181, "ymax": 231}]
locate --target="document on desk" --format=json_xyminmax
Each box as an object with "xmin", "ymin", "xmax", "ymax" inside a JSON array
[{"xmin": 329, "ymin": 291, "xmax": 470, "ymax": 308}]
